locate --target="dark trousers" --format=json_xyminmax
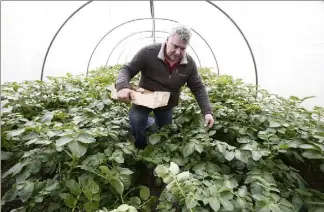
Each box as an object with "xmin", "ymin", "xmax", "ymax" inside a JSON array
[{"xmin": 129, "ymin": 104, "xmax": 172, "ymax": 149}]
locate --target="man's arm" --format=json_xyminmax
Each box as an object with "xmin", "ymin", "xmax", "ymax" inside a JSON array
[
  {"xmin": 186, "ymin": 62, "xmax": 213, "ymax": 116},
  {"xmin": 115, "ymin": 47, "xmax": 146, "ymax": 91}
]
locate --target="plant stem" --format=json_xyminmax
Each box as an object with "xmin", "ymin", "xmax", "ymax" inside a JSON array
[
  {"xmin": 172, "ymin": 175, "xmax": 193, "ymax": 212},
  {"xmin": 72, "ymin": 192, "xmax": 81, "ymax": 212},
  {"xmin": 86, "ymin": 169, "xmax": 109, "ymax": 180},
  {"xmin": 66, "ymin": 150, "xmax": 75, "ymax": 179},
  {"xmin": 63, "ymin": 148, "xmax": 73, "ymax": 159},
  {"xmin": 138, "ymin": 199, "xmax": 150, "ymax": 209},
  {"xmin": 122, "ymin": 186, "xmax": 140, "ymax": 200},
  {"xmin": 58, "ymin": 162, "xmax": 61, "ymax": 181}
]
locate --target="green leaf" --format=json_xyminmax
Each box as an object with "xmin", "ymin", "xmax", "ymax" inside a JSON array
[
  {"xmin": 237, "ymin": 137, "xmax": 250, "ymax": 144},
  {"xmin": 45, "ymin": 181, "xmax": 60, "ymax": 192},
  {"xmin": 111, "ymin": 150, "xmax": 124, "ymax": 164},
  {"xmin": 119, "ymin": 168, "xmax": 133, "ymax": 175},
  {"xmin": 224, "ymin": 151, "xmax": 235, "ymax": 161},
  {"xmin": 195, "ymin": 143, "xmax": 204, "ymax": 153},
  {"xmin": 168, "ymin": 162, "xmax": 179, "ymax": 175},
  {"xmin": 292, "ymin": 195, "xmax": 303, "ymax": 210},
  {"xmin": 183, "ymin": 142, "xmax": 195, "ymax": 157},
  {"xmin": 237, "ymin": 186, "xmax": 247, "ymax": 197},
  {"xmin": 252, "ymin": 151, "xmax": 263, "ymax": 161},
  {"xmin": 302, "ymin": 150, "xmax": 324, "ymax": 159},
  {"xmin": 278, "ymin": 144, "xmax": 290, "ymax": 149},
  {"xmin": 299, "ymin": 144, "xmax": 316, "ymax": 150},
  {"xmin": 219, "ymin": 196, "xmax": 234, "ymax": 211},
  {"xmin": 268, "ymin": 204, "xmax": 281, "ymax": 212},
  {"xmin": 68, "ymin": 140, "xmax": 87, "ymax": 158},
  {"xmin": 2, "ymin": 187, "xmax": 18, "ymax": 202},
  {"xmin": 117, "ymin": 204, "xmax": 131, "ymax": 211},
  {"xmin": 237, "ymin": 198, "xmax": 246, "ymax": 208},
  {"xmin": 258, "ymin": 116, "xmax": 267, "ymax": 123},
  {"xmin": 163, "ymin": 174, "xmax": 174, "ymax": 184},
  {"xmin": 154, "ymin": 165, "xmax": 169, "ymax": 176},
  {"xmin": 83, "ymin": 188, "xmax": 93, "ymax": 201},
  {"xmin": 185, "ymin": 196, "xmax": 197, "ymax": 209},
  {"xmin": 76, "ymin": 133, "xmax": 96, "ymax": 144},
  {"xmin": 19, "ymin": 181, "xmax": 34, "ymax": 201},
  {"xmin": 65, "ymin": 179, "xmax": 81, "ymax": 195},
  {"xmin": 1, "ymin": 106, "xmax": 13, "ymax": 113},
  {"xmin": 47, "ymin": 131, "xmax": 58, "ymax": 138},
  {"xmin": 129, "ymin": 197, "xmax": 141, "ymax": 206},
  {"xmin": 235, "ymin": 150, "xmax": 248, "ymax": 163},
  {"xmin": 209, "ymin": 197, "xmax": 220, "ymax": 211},
  {"xmin": 295, "ymin": 188, "xmax": 313, "ymax": 197},
  {"xmin": 84, "ymin": 202, "xmax": 99, "ymax": 212},
  {"xmin": 81, "ymin": 179, "xmax": 100, "ymax": 200},
  {"xmin": 41, "ymin": 112, "xmax": 54, "ymax": 123},
  {"xmin": 9, "ymin": 207, "xmax": 25, "ymax": 212},
  {"xmin": 7, "ymin": 128, "xmax": 25, "ymax": 138},
  {"xmin": 149, "ymin": 134, "xmax": 161, "ymax": 145},
  {"xmin": 1, "ymin": 151, "xmax": 13, "ymax": 160},
  {"xmin": 2, "ymin": 162, "xmax": 26, "ymax": 178},
  {"xmin": 110, "ymin": 179, "xmax": 124, "ymax": 195},
  {"xmin": 96, "ymin": 102, "xmax": 105, "ymax": 110},
  {"xmin": 176, "ymin": 171, "xmax": 190, "ymax": 182},
  {"xmin": 56, "ymin": 136, "xmax": 74, "ymax": 147},
  {"xmin": 208, "ymin": 130, "xmax": 216, "ymax": 136},
  {"xmin": 90, "ymin": 181, "xmax": 100, "ymax": 194},
  {"xmin": 83, "ymin": 153, "xmax": 105, "ymax": 168},
  {"xmin": 140, "ymin": 186, "xmax": 150, "ymax": 201},
  {"xmin": 258, "ymin": 206, "xmax": 270, "ymax": 212},
  {"xmin": 59, "ymin": 193, "xmax": 76, "ymax": 208},
  {"xmin": 48, "ymin": 202, "xmax": 60, "ymax": 212},
  {"xmin": 269, "ymin": 121, "xmax": 281, "ymax": 128}
]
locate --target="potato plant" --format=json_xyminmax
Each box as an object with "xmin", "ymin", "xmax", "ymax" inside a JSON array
[{"xmin": 1, "ymin": 65, "xmax": 324, "ymax": 212}]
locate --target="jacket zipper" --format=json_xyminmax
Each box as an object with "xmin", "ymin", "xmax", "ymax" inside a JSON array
[{"xmin": 169, "ymin": 68, "xmax": 179, "ymax": 80}]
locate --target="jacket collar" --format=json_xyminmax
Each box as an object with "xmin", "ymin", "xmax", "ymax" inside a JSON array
[{"xmin": 157, "ymin": 42, "xmax": 188, "ymax": 64}]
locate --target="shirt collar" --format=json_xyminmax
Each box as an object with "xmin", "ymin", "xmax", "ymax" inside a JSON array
[{"xmin": 157, "ymin": 42, "xmax": 188, "ymax": 64}]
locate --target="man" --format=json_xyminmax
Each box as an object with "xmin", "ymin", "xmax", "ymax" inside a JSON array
[{"xmin": 115, "ymin": 24, "xmax": 214, "ymax": 149}]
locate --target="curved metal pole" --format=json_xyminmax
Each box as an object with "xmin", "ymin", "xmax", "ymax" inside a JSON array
[
  {"xmin": 206, "ymin": 1, "xmax": 259, "ymax": 90},
  {"xmin": 116, "ymin": 36, "xmax": 202, "ymax": 68},
  {"xmin": 150, "ymin": 0, "xmax": 156, "ymax": 43},
  {"xmin": 40, "ymin": 0, "xmax": 94, "ymax": 81},
  {"xmin": 86, "ymin": 18, "xmax": 219, "ymax": 76},
  {"xmin": 117, "ymin": 37, "xmax": 164, "ymax": 64},
  {"xmin": 106, "ymin": 31, "xmax": 202, "ymax": 68},
  {"xmin": 118, "ymin": 37, "xmax": 164, "ymax": 65}
]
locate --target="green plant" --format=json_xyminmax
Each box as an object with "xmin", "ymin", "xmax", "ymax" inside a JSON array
[{"xmin": 1, "ymin": 65, "xmax": 324, "ymax": 212}]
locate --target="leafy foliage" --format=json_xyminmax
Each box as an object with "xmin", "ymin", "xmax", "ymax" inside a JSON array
[{"xmin": 1, "ymin": 65, "xmax": 324, "ymax": 212}]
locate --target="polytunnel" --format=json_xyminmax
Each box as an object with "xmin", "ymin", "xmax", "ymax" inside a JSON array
[{"xmin": 1, "ymin": 1, "xmax": 324, "ymax": 212}]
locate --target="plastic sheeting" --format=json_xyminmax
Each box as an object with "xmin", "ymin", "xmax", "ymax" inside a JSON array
[{"xmin": 1, "ymin": 1, "xmax": 324, "ymax": 109}]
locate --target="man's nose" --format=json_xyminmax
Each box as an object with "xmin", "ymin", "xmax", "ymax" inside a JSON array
[{"xmin": 175, "ymin": 48, "xmax": 181, "ymax": 55}]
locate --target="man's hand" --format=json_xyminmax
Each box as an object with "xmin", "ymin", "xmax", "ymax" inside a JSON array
[
  {"xmin": 117, "ymin": 88, "xmax": 135, "ymax": 102},
  {"xmin": 204, "ymin": 114, "xmax": 215, "ymax": 128}
]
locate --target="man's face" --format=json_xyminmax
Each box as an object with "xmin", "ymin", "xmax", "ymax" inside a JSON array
[{"xmin": 165, "ymin": 34, "xmax": 188, "ymax": 62}]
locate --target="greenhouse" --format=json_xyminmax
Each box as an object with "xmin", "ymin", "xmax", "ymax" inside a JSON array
[{"xmin": 1, "ymin": 1, "xmax": 324, "ymax": 212}]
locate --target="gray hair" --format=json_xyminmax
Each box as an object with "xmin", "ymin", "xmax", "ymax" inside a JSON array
[{"xmin": 168, "ymin": 24, "xmax": 192, "ymax": 43}]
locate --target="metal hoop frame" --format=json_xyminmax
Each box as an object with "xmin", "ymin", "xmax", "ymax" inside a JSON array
[
  {"xmin": 86, "ymin": 17, "xmax": 219, "ymax": 76},
  {"xmin": 105, "ymin": 30, "xmax": 202, "ymax": 68},
  {"xmin": 40, "ymin": 0, "xmax": 257, "ymax": 91}
]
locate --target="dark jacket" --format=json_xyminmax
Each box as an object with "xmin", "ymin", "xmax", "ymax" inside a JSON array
[{"xmin": 115, "ymin": 42, "xmax": 212, "ymax": 115}]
